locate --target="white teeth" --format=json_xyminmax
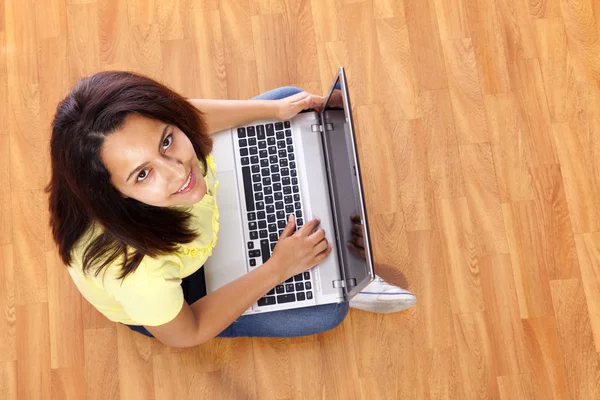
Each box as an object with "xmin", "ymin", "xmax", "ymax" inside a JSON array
[{"xmin": 177, "ymin": 172, "xmax": 192, "ymax": 193}]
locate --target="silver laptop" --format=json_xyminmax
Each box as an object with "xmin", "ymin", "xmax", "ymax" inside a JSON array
[{"xmin": 204, "ymin": 67, "xmax": 375, "ymax": 315}]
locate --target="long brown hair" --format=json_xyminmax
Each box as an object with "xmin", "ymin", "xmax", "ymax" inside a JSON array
[{"xmin": 46, "ymin": 71, "xmax": 213, "ymax": 279}]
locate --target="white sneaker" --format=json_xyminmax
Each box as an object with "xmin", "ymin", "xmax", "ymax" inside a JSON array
[{"xmin": 349, "ymin": 275, "xmax": 416, "ymax": 314}]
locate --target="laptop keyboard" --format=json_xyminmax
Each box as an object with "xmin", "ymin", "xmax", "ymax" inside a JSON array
[{"xmin": 237, "ymin": 120, "xmax": 313, "ymax": 307}]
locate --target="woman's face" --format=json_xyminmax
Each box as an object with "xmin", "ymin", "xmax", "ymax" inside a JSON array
[{"xmin": 101, "ymin": 114, "xmax": 207, "ymax": 207}]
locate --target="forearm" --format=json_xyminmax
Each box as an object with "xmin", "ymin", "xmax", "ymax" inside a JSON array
[
  {"xmin": 190, "ymin": 259, "xmax": 283, "ymax": 342},
  {"xmin": 189, "ymin": 99, "xmax": 279, "ymax": 134}
]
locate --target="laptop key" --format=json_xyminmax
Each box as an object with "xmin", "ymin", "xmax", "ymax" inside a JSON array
[
  {"xmin": 242, "ymin": 167, "xmax": 254, "ymax": 211},
  {"xmin": 283, "ymin": 187, "xmax": 292, "ymax": 195},
  {"xmin": 289, "ymin": 153, "xmax": 295, "ymax": 161},
  {"xmin": 254, "ymin": 192, "xmax": 263, "ymax": 201},
  {"xmin": 274, "ymin": 192, "xmax": 283, "ymax": 201},
  {"xmin": 259, "ymin": 229, "xmax": 267, "ymax": 238},
  {"xmin": 277, "ymin": 140, "xmax": 285, "ymax": 149},
  {"xmin": 275, "ymin": 122, "xmax": 284, "ymax": 131},
  {"xmin": 275, "ymin": 285, "xmax": 285, "ymax": 294},
  {"xmin": 251, "ymin": 165, "xmax": 260, "ymax": 173},
  {"xmin": 241, "ymin": 157, "xmax": 249, "ymax": 166},
  {"xmin": 260, "ymin": 239, "xmax": 270, "ymax": 263},
  {"xmin": 292, "ymin": 177, "xmax": 298, "ymax": 185},
  {"xmin": 240, "ymin": 148, "xmax": 248, "ymax": 156},
  {"xmin": 275, "ymin": 201, "xmax": 284, "ymax": 210},
  {"xmin": 270, "ymin": 243, "xmax": 276, "ymax": 251},
  {"xmin": 269, "ymin": 233, "xmax": 278, "ymax": 242},
  {"xmin": 287, "ymin": 145, "xmax": 294, "ymax": 153},
  {"xmin": 247, "ymin": 126, "xmax": 255, "ymax": 136},
  {"xmin": 303, "ymin": 271, "xmax": 310, "ymax": 280},
  {"xmin": 278, "ymin": 149, "xmax": 286, "ymax": 158},
  {"xmin": 276, "ymin": 210, "xmax": 285, "ymax": 219},
  {"xmin": 295, "ymin": 210, "xmax": 302, "ymax": 218},
  {"xmin": 264, "ymin": 186, "xmax": 273, "ymax": 195},
  {"xmin": 249, "ymin": 250, "xmax": 260, "ymax": 258},
  {"xmin": 260, "ymin": 159, "xmax": 269, "ymax": 167},
  {"xmin": 257, "ymin": 211, "xmax": 266, "ymax": 219},
  {"xmin": 291, "ymin": 169, "xmax": 297, "ymax": 177},
  {"xmin": 276, "ymin": 132, "xmax": 284, "ymax": 140},
  {"xmin": 253, "ymin": 183, "xmax": 262, "ymax": 192},
  {"xmin": 265, "ymin": 195, "xmax": 273, "ymax": 204},
  {"xmin": 250, "ymin": 259, "xmax": 256, "ymax": 267},
  {"xmin": 277, "ymin": 294, "xmax": 296, "ymax": 304},
  {"xmin": 258, "ymin": 141, "xmax": 266, "ymax": 149},
  {"xmin": 285, "ymin": 129, "xmax": 292, "ymax": 137},
  {"xmin": 274, "ymin": 182, "xmax": 282, "ymax": 191},
  {"xmin": 306, "ymin": 291, "xmax": 313, "ymax": 300},
  {"xmin": 294, "ymin": 202, "xmax": 301, "ymax": 209},
  {"xmin": 251, "ymin": 156, "xmax": 259, "ymax": 164},
  {"xmin": 239, "ymin": 139, "xmax": 247, "ymax": 147},
  {"xmin": 267, "ymin": 288, "xmax": 275, "ymax": 295},
  {"xmin": 284, "ymin": 121, "xmax": 291, "ymax": 128},
  {"xmin": 248, "ymin": 212, "xmax": 256, "ymax": 221},
  {"xmin": 296, "ymin": 292, "xmax": 306, "ymax": 301},
  {"xmin": 262, "ymin": 177, "xmax": 271, "ymax": 186},
  {"xmin": 248, "ymin": 137, "xmax": 257, "ymax": 146},
  {"xmin": 250, "ymin": 231, "xmax": 258, "ymax": 240},
  {"xmin": 261, "ymin": 168, "xmax": 270, "ymax": 176},
  {"xmin": 268, "ymin": 223, "xmax": 277, "ymax": 232},
  {"xmin": 250, "ymin": 147, "xmax": 258, "ymax": 155},
  {"xmin": 295, "ymin": 282, "xmax": 305, "ymax": 291},
  {"xmin": 266, "ymin": 205, "xmax": 275, "ymax": 214},
  {"xmin": 282, "ymin": 177, "xmax": 290, "ymax": 185},
  {"xmin": 259, "ymin": 150, "xmax": 268, "ymax": 158},
  {"xmin": 305, "ymin": 281, "xmax": 312, "ymax": 290},
  {"xmin": 256, "ymin": 201, "xmax": 265, "ymax": 210},
  {"xmin": 257, "ymin": 296, "xmax": 276, "ymax": 307},
  {"xmin": 294, "ymin": 274, "xmax": 303, "ymax": 281},
  {"xmin": 267, "ymin": 137, "xmax": 276, "ymax": 146},
  {"xmin": 286, "ymin": 137, "xmax": 293, "ymax": 145},
  {"xmin": 257, "ymin": 130, "xmax": 266, "ymax": 141},
  {"xmin": 258, "ymin": 221, "xmax": 267, "ymax": 229},
  {"xmin": 248, "ymin": 221, "xmax": 257, "ymax": 231},
  {"xmin": 285, "ymin": 284, "xmax": 295, "ymax": 293},
  {"xmin": 297, "ymin": 218, "xmax": 303, "ymax": 226},
  {"xmin": 247, "ymin": 242, "xmax": 254, "ymax": 249},
  {"xmin": 285, "ymin": 277, "xmax": 294, "ymax": 283},
  {"xmin": 277, "ymin": 220, "xmax": 286, "ymax": 229},
  {"xmin": 281, "ymin": 168, "xmax": 289, "ymax": 176},
  {"xmin": 266, "ymin": 123, "xmax": 274, "ymax": 135},
  {"xmin": 284, "ymin": 195, "xmax": 292, "ymax": 204},
  {"xmin": 238, "ymin": 127, "xmax": 246, "ymax": 138},
  {"xmin": 267, "ymin": 214, "xmax": 276, "ymax": 223}
]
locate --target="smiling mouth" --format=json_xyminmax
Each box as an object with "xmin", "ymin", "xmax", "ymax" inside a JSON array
[{"xmin": 175, "ymin": 170, "xmax": 194, "ymax": 194}]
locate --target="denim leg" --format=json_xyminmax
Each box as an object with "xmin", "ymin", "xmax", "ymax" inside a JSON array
[
  {"xmin": 251, "ymin": 86, "xmax": 303, "ymax": 101},
  {"xmin": 216, "ymin": 301, "xmax": 349, "ymax": 338}
]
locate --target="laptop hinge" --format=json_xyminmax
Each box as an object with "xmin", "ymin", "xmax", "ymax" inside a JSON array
[
  {"xmin": 332, "ymin": 278, "xmax": 357, "ymax": 289},
  {"xmin": 311, "ymin": 123, "xmax": 334, "ymax": 132}
]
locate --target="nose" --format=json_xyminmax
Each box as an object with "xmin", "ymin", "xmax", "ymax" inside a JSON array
[{"xmin": 159, "ymin": 157, "xmax": 186, "ymax": 182}]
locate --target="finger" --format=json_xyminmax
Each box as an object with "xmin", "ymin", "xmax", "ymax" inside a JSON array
[
  {"xmin": 352, "ymin": 233, "xmax": 364, "ymax": 248},
  {"xmin": 289, "ymin": 91, "xmax": 310, "ymax": 104},
  {"xmin": 279, "ymin": 214, "xmax": 296, "ymax": 238},
  {"xmin": 308, "ymin": 227, "xmax": 326, "ymax": 244},
  {"xmin": 350, "ymin": 213, "xmax": 361, "ymax": 222},
  {"xmin": 346, "ymin": 242, "xmax": 366, "ymax": 259},
  {"xmin": 315, "ymin": 243, "xmax": 333, "ymax": 262},
  {"xmin": 313, "ymin": 238, "xmax": 329, "ymax": 255},
  {"xmin": 351, "ymin": 224, "xmax": 363, "ymax": 237},
  {"xmin": 299, "ymin": 217, "xmax": 320, "ymax": 236}
]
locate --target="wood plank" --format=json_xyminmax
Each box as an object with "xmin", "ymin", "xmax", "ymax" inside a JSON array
[
  {"xmin": 560, "ymin": 0, "xmax": 600, "ymax": 81},
  {"xmin": 310, "ymin": 0, "xmax": 343, "ymax": 43},
  {"xmin": 129, "ymin": 23, "xmax": 163, "ymax": 81},
  {"xmin": 0, "ymin": 135, "xmax": 11, "ymax": 245},
  {"xmin": 527, "ymin": 0, "xmax": 561, "ymax": 18},
  {"xmin": 0, "ymin": 362, "xmax": 17, "ymax": 400},
  {"xmin": 369, "ymin": 212, "xmax": 411, "ymax": 286},
  {"xmin": 494, "ymin": 0, "xmax": 537, "ymax": 60},
  {"xmin": 436, "ymin": 197, "xmax": 485, "ymax": 314},
  {"xmin": 403, "ymin": 0, "xmax": 448, "ymax": 90},
  {"xmin": 341, "ymin": 0, "xmax": 380, "ymax": 106},
  {"xmin": 12, "ymin": 190, "xmax": 47, "ymax": 305},
  {"xmin": 84, "ymin": 327, "xmax": 120, "ymax": 400},
  {"xmin": 484, "ymin": 93, "xmax": 534, "ymax": 202},
  {"xmin": 465, "ymin": 0, "xmax": 511, "ymax": 94},
  {"xmin": 512, "ymin": 58, "xmax": 558, "ymax": 166},
  {"xmin": 433, "ymin": 0, "xmax": 471, "ymax": 40},
  {"xmin": 116, "ymin": 324, "xmax": 155, "ymax": 400},
  {"xmin": 352, "ymin": 105, "xmax": 402, "ymax": 215},
  {"xmin": 320, "ymin": 319, "xmax": 361, "ymax": 399},
  {"xmin": 206, "ymin": 338, "xmax": 258, "ymax": 399},
  {"xmin": 252, "ymin": 338, "xmax": 293, "ymax": 399},
  {"xmin": 497, "ymin": 374, "xmax": 535, "ymax": 400},
  {"xmin": 459, "ymin": 143, "xmax": 509, "ymax": 255},
  {"xmin": 66, "ymin": 2, "xmax": 101, "ymax": 81},
  {"xmin": 4, "ymin": 0, "xmax": 39, "ymax": 84},
  {"xmin": 407, "ymin": 228, "xmax": 454, "ymax": 349},
  {"xmin": 316, "ymin": 41, "xmax": 349, "ymax": 94},
  {"xmin": 46, "ymin": 250, "xmax": 84, "ymax": 369},
  {"xmin": 251, "ymin": 13, "xmax": 291, "ymax": 92},
  {"xmin": 418, "ymin": 90, "xmax": 465, "ymax": 199},
  {"xmin": 453, "ymin": 312, "xmax": 498, "ymax": 399},
  {"xmin": 190, "ymin": 9, "xmax": 228, "ymax": 99},
  {"xmin": 16, "ymin": 302, "xmax": 51, "ymax": 400},
  {"xmin": 35, "ymin": 0, "xmax": 67, "ymax": 39},
  {"xmin": 425, "ymin": 346, "xmax": 465, "ymax": 399},
  {"xmin": 575, "ymin": 233, "xmax": 600, "ymax": 352},
  {"xmin": 529, "ymin": 165, "xmax": 580, "ymax": 280},
  {"xmin": 156, "ymin": 0, "xmax": 185, "ymax": 40},
  {"xmin": 160, "ymin": 39, "xmax": 199, "ymax": 97},
  {"xmin": 281, "ymin": 0, "xmax": 320, "ymax": 85},
  {"xmin": 549, "ymin": 278, "xmax": 600, "ymax": 399},
  {"xmin": 98, "ymin": 0, "xmax": 132, "ymax": 69},
  {"xmin": 442, "ymin": 38, "xmax": 489, "ymax": 144},
  {"xmin": 8, "ymin": 84, "xmax": 45, "ymax": 192},
  {"xmin": 479, "ymin": 254, "xmax": 527, "ymax": 375},
  {"xmin": 225, "ymin": 61, "xmax": 260, "ymax": 100},
  {"xmin": 51, "ymin": 366, "xmax": 86, "ymax": 400},
  {"xmin": 534, "ymin": 18, "xmax": 574, "ymax": 123},
  {"xmin": 502, "ymin": 202, "xmax": 553, "ymax": 318},
  {"xmin": 375, "ymin": 16, "xmax": 419, "ymax": 120},
  {"xmin": 219, "ymin": 0, "xmax": 256, "ymax": 62},
  {"xmin": 391, "ymin": 119, "xmax": 433, "ymax": 232},
  {"xmin": 551, "ymin": 123, "xmax": 600, "ymax": 235},
  {"xmin": 0, "ymin": 33, "xmax": 8, "ymax": 136},
  {"xmin": 0, "ymin": 245, "xmax": 15, "ymax": 363},
  {"xmin": 125, "ymin": 0, "xmax": 156, "ymax": 26}
]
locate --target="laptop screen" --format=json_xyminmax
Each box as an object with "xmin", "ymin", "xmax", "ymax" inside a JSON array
[{"xmin": 319, "ymin": 68, "xmax": 375, "ymax": 299}]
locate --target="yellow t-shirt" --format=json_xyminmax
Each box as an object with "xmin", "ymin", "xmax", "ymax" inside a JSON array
[{"xmin": 67, "ymin": 154, "xmax": 220, "ymax": 326}]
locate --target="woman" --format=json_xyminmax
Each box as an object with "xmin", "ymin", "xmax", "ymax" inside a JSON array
[{"xmin": 47, "ymin": 71, "xmax": 415, "ymax": 348}]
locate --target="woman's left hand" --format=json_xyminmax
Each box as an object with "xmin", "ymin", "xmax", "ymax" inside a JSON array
[{"xmin": 274, "ymin": 91, "xmax": 325, "ymax": 120}]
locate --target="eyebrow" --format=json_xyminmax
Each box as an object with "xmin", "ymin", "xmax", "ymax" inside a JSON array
[{"xmin": 126, "ymin": 124, "xmax": 170, "ymax": 183}]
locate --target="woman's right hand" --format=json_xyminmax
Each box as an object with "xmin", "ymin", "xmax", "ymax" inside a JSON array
[{"xmin": 270, "ymin": 215, "xmax": 333, "ymax": 281}]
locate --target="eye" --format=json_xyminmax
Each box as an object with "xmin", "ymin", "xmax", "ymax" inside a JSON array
[
  {"xmin": 162, "ymin": 134, "xmax": 173, "ymax": 150},
  {"xmin": 136, "ymin": 169, "xmax": 150, "ymax": 182}
]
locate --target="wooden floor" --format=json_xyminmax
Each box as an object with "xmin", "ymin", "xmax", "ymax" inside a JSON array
[{"xmin": 1, "ymin": 0, "xmax": 600, "ymax": 398}]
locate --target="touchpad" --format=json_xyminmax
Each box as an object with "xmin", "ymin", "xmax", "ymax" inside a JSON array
[{"xmin": 214, "ymin": 170, "xmax": 238, "ymax": 213}]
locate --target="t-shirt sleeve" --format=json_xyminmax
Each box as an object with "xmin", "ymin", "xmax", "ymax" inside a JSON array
[{"xmin": 115, "ymin": 262, "xmax": 185, "ymax": 326}]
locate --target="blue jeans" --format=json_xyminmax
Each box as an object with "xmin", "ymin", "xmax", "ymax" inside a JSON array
[{"xmin": 126, "ymin": 86, "xmax": 349, "ymax": 339}]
